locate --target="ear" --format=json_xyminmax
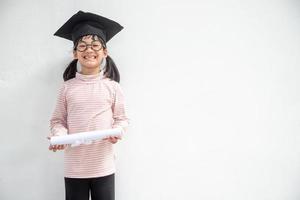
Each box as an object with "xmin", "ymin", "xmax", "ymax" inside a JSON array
[
  {"xmin": 73, "ymin": 50, "xmax": 78, "ymax": 59},
  {"xmin": 103, "ymin": 49, "xmax": 108, "ymax": 58}
]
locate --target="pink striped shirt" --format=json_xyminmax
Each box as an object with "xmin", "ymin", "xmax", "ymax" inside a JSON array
[{"xmin": 49, "ymin": 72, "xmax": 129, "ymax": 178}]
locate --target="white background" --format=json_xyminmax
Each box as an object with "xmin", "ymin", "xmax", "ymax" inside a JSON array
[{"xmin": 0, "ymin": 0, "xmax": 300, "ymax": 199}]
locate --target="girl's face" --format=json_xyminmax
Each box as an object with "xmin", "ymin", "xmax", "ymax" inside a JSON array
[{"xmin": 73, "ymin": 35, "xmax": 107, "ymax": 72}]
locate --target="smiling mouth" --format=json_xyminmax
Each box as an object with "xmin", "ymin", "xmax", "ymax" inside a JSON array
[{"xmin": 83, "ymin": 55, "xmax": 97, "ymax": 60}]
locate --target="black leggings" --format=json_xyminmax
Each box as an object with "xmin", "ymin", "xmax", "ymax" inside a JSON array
[{"xmin": 64, "ymin": 174, "xmax": 115, "ymax": 200}]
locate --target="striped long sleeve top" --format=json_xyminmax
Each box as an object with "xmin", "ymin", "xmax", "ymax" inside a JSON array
[{"xmin": 49, "ymin": 72, "xmax": 129, "ymax": 178}]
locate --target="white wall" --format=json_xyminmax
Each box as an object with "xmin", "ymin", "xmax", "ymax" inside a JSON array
[{"xmin": 0, "ymin": 0, "xmax": 300, "ymax": 199}]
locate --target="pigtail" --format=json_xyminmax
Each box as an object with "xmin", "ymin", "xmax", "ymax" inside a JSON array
[
  {"xmin": 104, "ymin": 55, "xmax": 120, "ymax": 83},
  {"xmin": 63, "ymin": 59, "xmax": 78, "ymax": 81}
]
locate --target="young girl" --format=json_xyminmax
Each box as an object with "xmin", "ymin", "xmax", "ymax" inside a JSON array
[{"xmin": 48, "ymin": 11, "xmax": 129, "ymax": 200}]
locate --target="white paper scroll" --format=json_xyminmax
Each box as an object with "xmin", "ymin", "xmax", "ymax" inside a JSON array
[{"xmin": 50, "ymin": 127, "xmax": 122, "ymax": 146}]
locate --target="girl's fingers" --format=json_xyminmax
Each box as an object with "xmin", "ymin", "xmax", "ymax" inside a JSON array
[
  {"xmin": 109, "ymin": 136, "xmax": 118, "ymax": 144},
  {"xmin": 53, "ymin": 147, "xmax": 57, "ymax": 152},
  {"xmin": 49, "ymin": 144, "xmax": 66, "ymax": 152},
  {"xmin": 49, "ymin": 145, "xmax": 55, "ymax": 150},
  {"xmin": 57, "ymin": 145, "xmax": 65, "ymax": 150},
  {"xmin": 47, "ymin": 136, "xmax": 65, "ymax": 151},
  {"xmin": 103, "ymin": 136, "xmax": 119, "ymax": 142}
]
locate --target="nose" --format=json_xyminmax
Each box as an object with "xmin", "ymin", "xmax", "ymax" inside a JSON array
[{"xmin": 85, "ymin": 45, "xmax": 94, "ymax": 51}]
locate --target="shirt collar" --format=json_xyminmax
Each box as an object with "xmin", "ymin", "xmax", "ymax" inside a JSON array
[{"xmin": 75, "ymin": 71, "xmax": 105, "ymax": 83}]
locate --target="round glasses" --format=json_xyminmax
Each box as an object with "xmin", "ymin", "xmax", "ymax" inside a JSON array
[{"xmin": 76, "ymin": 40, "xmax": 103, "ymax": 52}]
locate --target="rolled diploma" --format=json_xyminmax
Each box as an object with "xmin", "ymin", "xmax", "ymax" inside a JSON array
[{"xmin": 50, "ymin": 127, "xmax": 122, "ymax": 145}]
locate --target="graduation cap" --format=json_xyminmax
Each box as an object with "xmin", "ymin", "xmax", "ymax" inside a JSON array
[{"xmin": 54, "ymin": 10, "xmax": 123, "ymax": 44}]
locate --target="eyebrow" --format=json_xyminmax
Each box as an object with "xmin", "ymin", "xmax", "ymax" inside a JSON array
[{"xmin": 80, "ymin": 36, "xmax": 100, "ymax": 42}]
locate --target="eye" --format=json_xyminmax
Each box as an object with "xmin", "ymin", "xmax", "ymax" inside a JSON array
[
  {"xmin": 78, "ymin": 44, "xmax": 86, "ymax": 48},
  {"xmin": 91, "ymin": 41, "xmax": 102, "ymax": 50}
]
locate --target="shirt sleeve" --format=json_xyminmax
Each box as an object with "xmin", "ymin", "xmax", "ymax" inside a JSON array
[
  {"xmin": 49, "ymin": 83, "xmax": 68, "ymax": 137},
  {"xmin": 112, "ymin": 82, "xmax": 130, "ymax": 132}
]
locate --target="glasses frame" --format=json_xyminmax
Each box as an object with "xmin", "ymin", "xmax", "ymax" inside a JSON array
[{"xmin": 75, "ymin": 40, "xmax": 104, "ymax": 52}]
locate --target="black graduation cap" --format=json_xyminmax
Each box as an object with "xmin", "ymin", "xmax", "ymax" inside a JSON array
[{"xmin": 54, "ymin": 10, "xmax": 123, "ymax": 43}]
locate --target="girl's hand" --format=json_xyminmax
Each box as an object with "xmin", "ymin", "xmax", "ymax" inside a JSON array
[
  {"xmin": 49, "ymin": 144, "xmax": 67, "ymax": 152},
  {"xmin": 103, "ymin": 136, "xmax": 122, "ymax": 144},
  {"xmin": 47, "ymin": 136, "xmax": 67, "ymax": 152}
]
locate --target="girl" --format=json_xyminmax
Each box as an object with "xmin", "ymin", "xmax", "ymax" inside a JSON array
[{"xmin": 47, "ymin": 11, "xmax": 129, "ymax": 200}]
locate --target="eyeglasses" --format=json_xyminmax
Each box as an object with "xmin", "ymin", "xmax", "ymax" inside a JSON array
[{"xmin": 76, "ymin": 40, "xmax": 103, "ymax": 52}]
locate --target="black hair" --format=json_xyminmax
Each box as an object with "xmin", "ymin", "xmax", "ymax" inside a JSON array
[{"xmin": 63, "ymin": 35, "xmax": 120, "ymax": 82}]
